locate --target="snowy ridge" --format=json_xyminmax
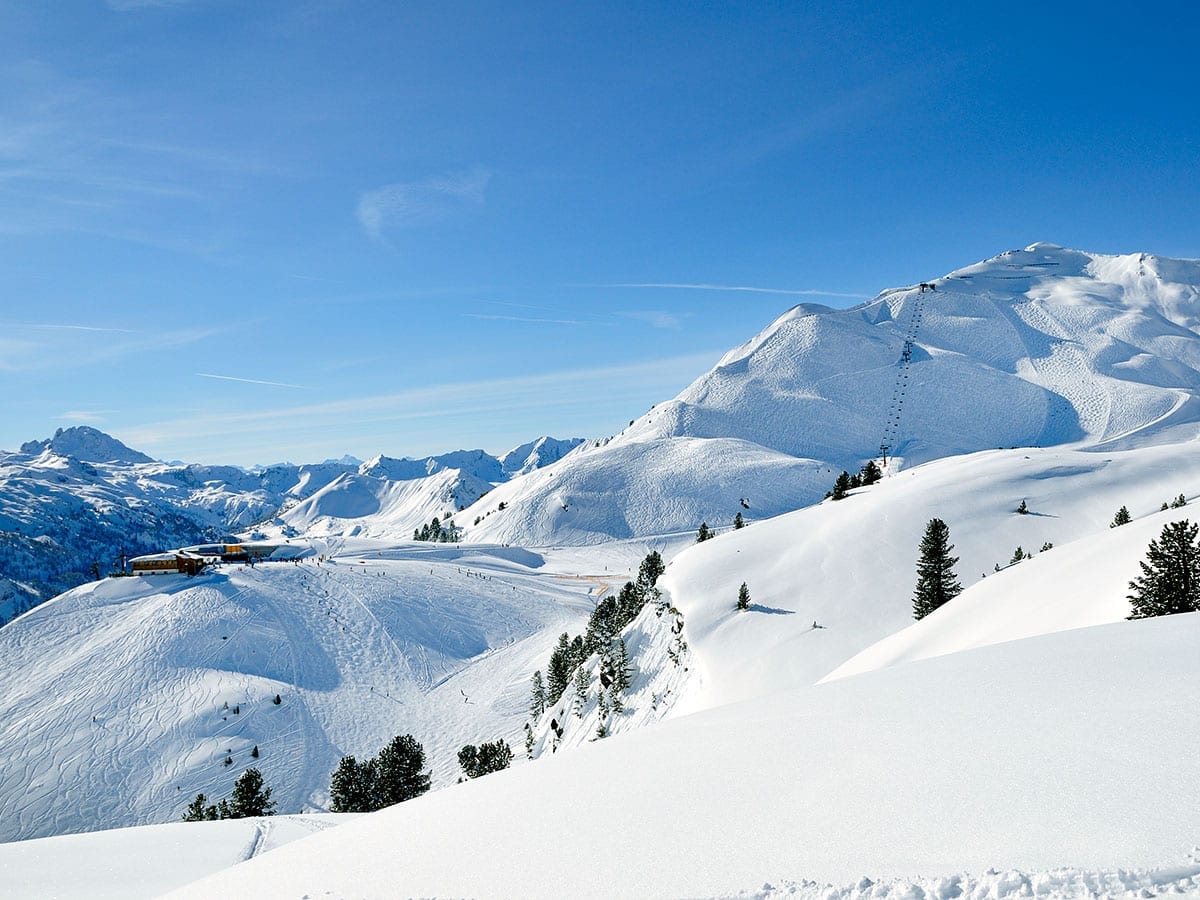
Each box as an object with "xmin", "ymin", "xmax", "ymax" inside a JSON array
[{"xmin": 462, "ymin": 244, "xmax": 1200, "ymax": 546}]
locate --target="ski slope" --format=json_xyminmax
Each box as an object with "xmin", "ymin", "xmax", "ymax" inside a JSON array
[{"xmin": 0, "ymin": 540, "xmax": 622, "ymax": 843}]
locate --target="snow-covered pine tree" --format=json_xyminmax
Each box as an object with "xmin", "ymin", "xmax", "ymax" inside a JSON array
[
  {"xmin": 696, "ymin": 522, "xmax": 712, "ymax": 542},
  {"xmin": 737, "ymin": 581, "xmax": 751, "ymax": 611},
  {"xmin": 1172, "ymin": 494, "xmax": 1188, "ymax": 509},
  {"xmin": 1111, "ymin": 505, "xmax": 1132, "ymax": 527},
  {"xmin": 1017, "ymin": 499, "xmax": 1028, "ymax": 514},
  {"xmin": 572, "ymin": 666, "xmax": 592, "ymax": 717},
  {"xmin": 546, "ymin": 634, "xmax": 572, "ymax": 703},
  {"xmin": 529, "ymin": 670, "xmax": 547, "ymax": 718},
  {"xmin": 733, "ymin": 512, "xmax": 745, "ymax": 529},
  {"xmin": 1127, "ymin": 519, "xmax": 1200, "ymax": 619},
  {"xmin": 912, "ymin": 518, "xmax": 962, "ymax": 620}
]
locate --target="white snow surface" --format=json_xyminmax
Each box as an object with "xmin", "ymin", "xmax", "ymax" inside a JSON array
[
  {"xmin": 462, "ymin": 244, "xmax": 1200, "ymax": 546},
  {"xmin": 0, "ymin": 814, "xmax": 351, "ymax": 899},
  {"xmin": 167, "ymin": 613, "xmax": 1200, "ymax": 899}
]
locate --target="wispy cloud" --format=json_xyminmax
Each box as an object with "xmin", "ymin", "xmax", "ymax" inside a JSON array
[
  {"xmin": 196, "ymin": 373, "xmax": 308, "ymax": 389},
  {"xmin": 58, "ymin": 410, "xmax": 108, "ymax": 423},
  {"xmin": 11, "ymin": 322, "xmax": 140, "ymax": 334},
  {"xmin": 600, "ymin": 282, "xmax": 872, "ymax": 299},
  {"xmin": 619, "ymin": 310, "xmax": 686, "ymax": 329},
  {"xmin": 0, "ymin": 323, "xmax": 223, "ymax": 373},
  {"xmin": 356, "ymin": 167, "xmax": 491, "ymax": 240}
]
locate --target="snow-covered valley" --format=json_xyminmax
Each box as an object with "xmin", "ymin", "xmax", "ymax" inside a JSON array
[{"xmin": 2, "ymin": 244, "xmax": 1200, "ymax": 898}]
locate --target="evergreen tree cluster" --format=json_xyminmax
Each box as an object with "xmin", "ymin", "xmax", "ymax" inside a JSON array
[
  {"xmin": 1128, "ymin": 519, "xmax": 1200, "ymax": 619},
  {"xmin": 530, "ymin": 551, "xmax": 662, "ymax": 734},
  {"xmin": 413, "ymin": 516, "xmax": 461, "ymax": 542},
  {"xmin": 328, "ymin": 734, "xmax": 431, "ymax": 813},
  {"xmin": 457, "ymin": 739, "xmax": 514, "ymax": 779},
  {"xmin": 912, "ymin": 518, "xmax": 962, "ymax": 620},
  {"xmin": 1111, "ymin": 505, "xmax": 1132, "ymax": 527},
  {"xmin": 182, "ymin": 768, "xmax": 275, "ymax": 821},
  {"xmin": 696, "ymin": 522, "xmax": 713, "ymax": 542},
  {"xmin": 826, "ymin": 459, "xmax": 883, "ymax": 501}
]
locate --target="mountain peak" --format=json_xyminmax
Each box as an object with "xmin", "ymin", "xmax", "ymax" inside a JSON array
[{"xmin": 19, "ymin": 426, "xmax": 153, "ymax": 465}]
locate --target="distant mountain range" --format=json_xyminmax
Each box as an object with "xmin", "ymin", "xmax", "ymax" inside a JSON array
[{"xmin": 0, "ymin": 428, "xmax": 583, "ymax": 617}]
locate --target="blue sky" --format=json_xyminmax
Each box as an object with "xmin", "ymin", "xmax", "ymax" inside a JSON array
[{"xmin": 3, "ymin": 1, "xmax": 1198, "ymax": 465}]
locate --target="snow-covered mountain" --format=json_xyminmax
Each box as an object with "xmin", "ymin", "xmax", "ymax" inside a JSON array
[
  {"xmin": 7, "ymin": 244, "xmax": 1200, "ymax": 898},
  {"xmin": 461, "ymin": 244, "xmax": 1200, "ymax": 546}
]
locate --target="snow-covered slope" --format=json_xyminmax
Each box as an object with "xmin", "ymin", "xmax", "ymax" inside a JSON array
[
  {"xmin": 0, "ymin": 541, "xmax": 619, "ymax": 843},
  {"xmin": 0, "ymin": 814, "xmax": 351, "ymax": 900},
  {"xmin": 279, "ymin": 468, "xmax": 493, "ymax": 538},
  {"xmin": 167, "ymin": 613, "xmax": 1200, "ymax": 899},
  {"xmin": 658, "ymin": 439, "xmax": 1200, "ymax": 715},
  {"xmin": 463, "ymin": 244, "xmax": 1200, "ymax": 546}
]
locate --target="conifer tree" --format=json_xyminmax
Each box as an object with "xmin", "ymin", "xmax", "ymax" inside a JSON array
[
  {"xmin": 636, "ymin": 551, "xmax": 665, "ymax": 595},
  {"xmin": 373, "ymin": 734, "xmax": 430, "ymax": 807},
  {"xmin": 612, "ymin": 637, "xmax": 630, "ymax": 694},
  {"xmin": 546, "ymin": 633, "xmax": 572, "ymax": 703},
  {"xmin": 733, "ymin": 512, "xmax": 745, "ymax": 529},
  {"xmin": 831, "ymin": 471, "xmax": 852, "ymax": 501},
  {"xmin": 912, "ymin": 518, "xmax": 962, "ymax": 620},
  {"xmin": 1172, "ymin": 494, "xmax": 1188, "ymax": 509},
  {"xmin": 182, "ymin": 793, "xmax": 213, "ymax": 822},
  {"xmin": 1111, "ymin": 505, "xmax": 1132, "ymax": 527},
  {"xmin": 329, "ymin": 755, "xmax": 377, "ymax": 813},
  {"xmin": 572, "ymin": 666, "xmax": 592, "ymax": 717},
  {"xmin": 697, "ymin": 522, "xmax": 712, "ymax": 542},
  {"xmin": 737, "ymin": 582, "xmax": 751, "ymax": 611},
  {"xmin": 524, "ymin": 722, "xmax": 535, "ymax": 757},
  {"xmin": 1016, "ymin": 499, "xmax": 1028, "ymax": 515},
  {"xmin": 529, "ymin": 670, "xmax": 547, "ymax": 719},
  {"xmin": 859, "ymin": 459, "xmax": 882, "ymax": 486},
  {"xmin": 1127, "ymin": 520, "xmax": 1200, "ymax": 619},
  {"xmin": 228, "ymin": 767, "xmax": 275, "ymax": 818},
  {"xmin": 1010, "ymin": 546, "xmax": 1025, "ymax": 564}
]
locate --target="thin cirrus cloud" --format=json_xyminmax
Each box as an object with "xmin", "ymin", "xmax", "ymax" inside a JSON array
[
  {"xmin": 195, "ymin": 373, "xmax": 308, "ymax": 389},
  {"xmin": 124, "ymin": 351, "xmax": 719, "ymax": 456},
  {"xmin": 356, "ymin": 168, "xmax": 491, "ymax": 240}
]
